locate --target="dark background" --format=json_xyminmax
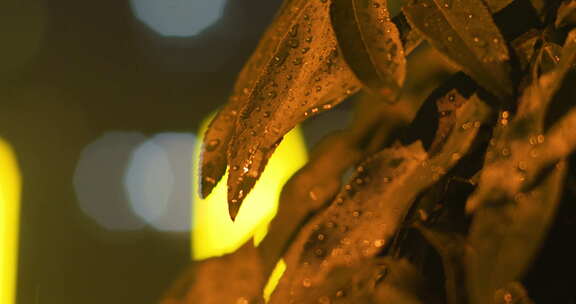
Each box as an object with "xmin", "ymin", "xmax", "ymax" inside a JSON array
[{"xmin": 0, "ymin": 1, "xmax": 301, "ymax": 303}]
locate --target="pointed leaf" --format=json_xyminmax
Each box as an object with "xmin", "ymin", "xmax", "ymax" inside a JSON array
[
  {"xmin": 330, "ymin": 0, "xmax": 406, "ymax": 100},
  {"xmin": 224, "ymin": 0, "xmax": 361, "ymax": 219},
  {"xmin": 403, "ymin": 0, "xmax": 513, "ymax": 99},
  {"xmin": 199, "ymin": 2, "xmax": 297, "ymax": 198}
]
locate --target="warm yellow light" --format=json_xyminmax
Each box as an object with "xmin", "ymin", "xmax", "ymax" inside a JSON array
[
  {"xmin": 263, "ymin": 259, "xmax": 286, "ymax": 302},
  {"xmin": 0, "ymin": 138, "xmax": 21, "ymax": 304},
  {"xmin": 192, "ymin": 117, "xmax": 308, "ymax": 260}
]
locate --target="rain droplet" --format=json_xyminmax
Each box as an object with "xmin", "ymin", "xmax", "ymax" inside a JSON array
[
  {"xmin": 451, "ymin": 152, "xmax": 461, "ymax": 161},
  {"xmin": 309, "ymin": 190, "xmax": 318, "ymax": 201},
  {"xmin": 302, "ymin": 278, "xmax": 312, "ymax": 288}
]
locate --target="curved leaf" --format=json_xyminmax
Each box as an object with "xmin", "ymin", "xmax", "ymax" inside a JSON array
[
  {"xmin": 403, "ymin": 0, "xmax": 513, "ymax": 99},
  {"xmin": 330, "ymin": 0, "xmax": 407, "ymax": 100},
  {"xmin": 224, "ymin": 0, "xmax": 361, "ymax": 219}
]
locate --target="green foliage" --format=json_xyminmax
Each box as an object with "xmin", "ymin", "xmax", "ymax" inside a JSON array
[{"xmin": 166, "ymin": 0, "xmax": 576, "ymax": 303}]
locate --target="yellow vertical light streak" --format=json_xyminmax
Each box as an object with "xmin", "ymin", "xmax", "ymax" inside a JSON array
[
  {"xmin": 192, "ymin": 116, "xmax": 308, "ymax": 260},
  {"xmin": 0, "ymin": 138, "xmax": 21, "ymax": 304}
]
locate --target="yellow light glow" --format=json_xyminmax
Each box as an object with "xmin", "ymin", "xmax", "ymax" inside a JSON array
[
  {"xmin": 192, "ymin": 117, "xmax": 308, "ymax": 260},
  {"xmin": 0, "ymin": 138, "xmax": 21, "ymax": 304},
  {"xmin": 263, "ymin": 259, "xmax": 286, "ymax": 302}
]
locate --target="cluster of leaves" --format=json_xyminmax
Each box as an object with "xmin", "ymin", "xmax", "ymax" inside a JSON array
[{"xmin": 164, "ymin": 0, "xmax": 576, "ymax": 303}]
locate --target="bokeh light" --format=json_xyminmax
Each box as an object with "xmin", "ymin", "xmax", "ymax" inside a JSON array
[
  {"xmin": 73, "ymin": 132, "xmax": 148, "ymax": 230},
  {"xmin": 192, "ymin": 117, "xmax": 308, "ymax": 260},
  {"xmin": 129, "ymin": 0, "xmax": 228, "ymax": 37},
  {"xmin": 125, "ymin": 133, "xmax": 196, "ymax": 232},
  {"xmin": 0, "ymin": 138, "xmax": 21, "ymax": 304}
]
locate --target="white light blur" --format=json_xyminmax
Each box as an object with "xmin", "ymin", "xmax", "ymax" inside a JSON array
[
  {"xmin": 129, "ymin": 0, "xmax": 228, "ymax": 37},
  {"xmin": 125, "ymin": 133, "xmax": 196, "ymax": 232},
  {"xmin": 73, "ymin": 132, "xmax": 149, "ymax": 230}
]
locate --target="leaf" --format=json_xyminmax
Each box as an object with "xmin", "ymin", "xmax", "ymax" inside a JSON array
[
  {"xmin": 555, "ymin": 0, "xmax": 576, "ymax": 28},
  {"xmin": 222, "ymin": 0, "xmax": 361, "ymax": 219},
  {"xmin": 330, "ymin": 0, "xmax": 407, "ymax": 100},
  {"xmin": 403, "ymin": 0, "xmax": 513, "ymax": 99},
  {"xmin": 161, "ymin": 243, "xmax": 264, "ymax": 304},
  {"xmin": 269, "ymin": 95, "xmax": 489, "ymax": 302},
  {"xmin": 199, "ymin": 1, "xmax": 296, "ymax": 198}
]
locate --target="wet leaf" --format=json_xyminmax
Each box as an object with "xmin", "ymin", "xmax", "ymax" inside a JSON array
[
  {"xmin": 330, "ymin": 0, "xmax": 407, "ymax": 100},
  {"xmin": 224, "ymin": 0, "xmax": 361, "ymax": 219},
  {"xmin": 199, "ymin": 2, "xmax": 294, "ymax": 198},
  {"xmin": 555, "ymin": 0, "xmax": 576, "ymax": 28},
  {"xmin": 403, "ymin": 0, "xmax": 513, "ymax": 99},
  {"xmin": 161, "ymin": 243, "xmax": 264, "ymax": 304},
  {"xmin": 270, "ymin": 95, "xmax": 489, "ymax": 302}
]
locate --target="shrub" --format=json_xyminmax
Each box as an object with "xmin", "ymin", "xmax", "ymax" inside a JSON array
[{"xmin": 164, "ymin": 0, "xmax": 576, "ymax": 303}]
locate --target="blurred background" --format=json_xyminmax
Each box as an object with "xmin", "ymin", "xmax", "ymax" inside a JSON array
[{"xmin": 0, "ymin": 0, "xmax": 358, "ymax": 303}]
